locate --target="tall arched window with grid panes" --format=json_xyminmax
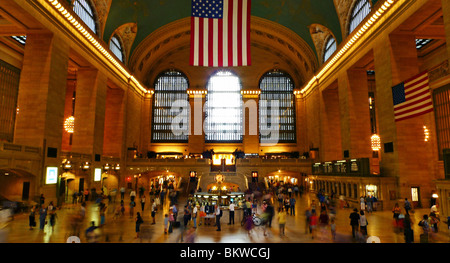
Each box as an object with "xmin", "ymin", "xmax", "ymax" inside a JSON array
[
  {"xmin": 348, "ymin": 0, "xmax": 371, "ymax": 35},
  {"xmin": 152, "ymin": 70, "xmax": 190, "ymax": 143},
  {"xmin": 323, "ymin": 35, "xmax": 337, "ymax": 63},
  {"xmin": 110, "ymin": 35, "xmax": 125, "ymax": 63},
  {"xmin": 73, "ymin": 0, "xmax": 98, "ymax": 35},
  {"xmin": 259, "ymin": 70, "xmax": 296, "ymax": 144},
  {"xmin": 205, "ymin": 71, "xmax": 243, "ymax": 143}
]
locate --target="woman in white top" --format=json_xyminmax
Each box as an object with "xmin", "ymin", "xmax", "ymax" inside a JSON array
[{"xmin": 359, "ymin": 210, "xmax": 368, "ymax": 236}]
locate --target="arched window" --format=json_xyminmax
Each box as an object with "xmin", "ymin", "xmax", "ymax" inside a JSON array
[
  {"xmin": 323, "ymin": 36, "xmax": 337, "ymax": 63},
  {"xmin": 110, "ymin": 35, "xmax": 124, "ymax": 62},
  {"xmin": 73, "ymin": 0, "xmax": 98, "ymax": 35},
  {"xmin": 205, "ymin": 71, "xmax": 242, "ymax": 142},
  {"xmin": 348, "ymin": 0, "xmax": 371, "ymax": 34},
  {"xmin": 259, "ymin": 70, "xmax": 296, "ymax": 144},
  {"xmin": 152, "ymin": 70, "xmax": 189, "ymax": 142}
]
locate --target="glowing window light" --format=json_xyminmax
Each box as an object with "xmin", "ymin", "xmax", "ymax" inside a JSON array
[
  {"xmin": 64, "ymin": 116, "xmax": 75, "ymax": 133},
  {"xmin": 371, "ymin": 134, "xmax": 381, "ymax": 151}
]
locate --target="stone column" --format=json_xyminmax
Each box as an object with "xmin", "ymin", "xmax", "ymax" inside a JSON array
[
  {"xmin": 103, "ymin": 86, "xmax": 126, "ymax": 158},
  {"xmin": 242, "ymin": 90, "xmax": 260, "ymax": 154},
  {"xmin": 295, "ymin": 91, "xmax": 308, "ymax": 155},
  {"xmin": 374, "ymin": 33, "xmax": 435, "ymax": 203},
  {"xmin": 71, "ymin": 68, "xmax": 107, "ymax": 157},
  {"xmin": 139, "ymin": 90, "xmax": 153, "ymax": 158},
  {"xmin": 188, "ymin": 89, "xmax": 206, "ymax": 154},
  {"xmin": 320, "ymin": 84, "xmax": 343, "ymax": 161},
  {"xmin": 14, "ymin": 32, "xmax": 69, "ymax": 154},
  {"xmin": 338, "ymin": 69, "xmax": 372, "ymax": 158}
]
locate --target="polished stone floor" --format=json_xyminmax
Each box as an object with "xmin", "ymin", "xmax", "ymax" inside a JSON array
[{"xmin": 1, "ymin": 192, "xmax": 449, "ymax": 243}]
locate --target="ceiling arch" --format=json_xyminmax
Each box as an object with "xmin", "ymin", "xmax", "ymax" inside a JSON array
[
  {"xmin": 128, "ymin": 16, "xmax": 318, "ymax": 89},
  {"xmin": 103, "ymin": 0, "xmax": 344, "ymax": 60}
]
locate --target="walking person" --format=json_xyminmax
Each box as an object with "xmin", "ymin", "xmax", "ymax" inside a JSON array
[
  {"xmin": 29, "ymin": 205, "xmax": 37, "ymax": 230},
  {"xmin": 151, "ymin": 201, "xmax": 157, "ymax": 224},
  {"xmin": 289, "ymin": 196, "xmax": 296, "ymax": 216},
  {"xmin": 360, "ymin": 196, "xmax": 365, "ymax": 211},
  {"xmin": 129, "ymin": 200, "xmax": 135, "ymax": 218},
  {"xmin": 278, "ymin": 207, "xmax": 287, "ymax": 237},
  {"xmin": 39, "ymin": 194, "xmax": 45, "ymax": 207},
  {"xmin": 404, "ymin": 198, "xmax": 412, "ymax": 215},
  {"xmin": 349, "ymin": 208, "xmax": 360, "ymax": 239},
  {"xmin": 39, "ymin": 205, "xmax": 47, "ymax": 231},
  {"xmin": 244, "ymin": 213, "xmax": 254, "ymax": 235},
  {"xmin": 318, "ymin": 210, "xmax": 329, "ymax": 240},
  {"xmin": 99, "ymin": 202, "xmax": 107, "ymax": 226},
  {"xmin": 120, "ymin": 187, "xmax": 125, "ymax": 200},
  {"xmin": 192, "ymin": 204, "xmax": 198, "ymax": 228},
  {"xmin": 305, "ymin": 209, "xmax": 312, "ymax": 234},
  {"xmin": 140, "ymin": 195, "xmax": 146, "ymax": 213},
  {"xmin": 419, "ymin": 214, "xmax": 431, "ymax": 243},
  {"xmin": 135, "ymin": 212, "xmax": 144, "ymax": 239},
  {"xmin": 403, "ymin": 214, "xmax": 414, "ymax": 243},
  {"xmin": 309, "ymin": 211, "xmax": 318, "ymax": 239},
  {"xmin": 392, "ymin": 203, "xmax": 401, "ymax": 227},
  {"xmin": 228, "ymin": 201, "xmax": 235, "ymax": 225},
  {"xmin": 164, "ymin": 214, "xmax": 169, "ymax": 234},
  {"xmin": 215, "ymin": 204, "xmax": 222, "ymax": 231},
  {"xmin": 84, "ymin": 189, "xmax": 89, "ymax": 202},
  {"xmin": 49, "ymin": 209, "xmax": 58, "ymax": 232},
  {"xmin": 330, "ymin": 218, "xmax": 336, "ymax": 241},
  {"xmin": 183, "ymin": 205, "xmax": 191, "ymax": 228},
  {"xmin": 359, "ymin": 210, "xmax": 368, "ymax": 237}
]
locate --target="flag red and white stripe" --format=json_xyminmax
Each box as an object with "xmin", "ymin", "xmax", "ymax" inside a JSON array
[
  {"xmin": 190, "ymin": 0, "xmax": 251, "ymax": 67},
  {"xmin": 393, "ymin": 72, "xmax": 433, "ymax": 122}
]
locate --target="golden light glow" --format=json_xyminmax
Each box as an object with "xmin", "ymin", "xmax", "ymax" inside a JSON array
[
  {"xmin": 43, "ymin": 0, "xmax": 148, "ymax": 95},
  {"xmin": 301, "ymin": 0, "xmax": 397, "ymax": 95},
  {"xmin": 371, "ymin": 134, "xmax": 381, "ymax": 151},
  {"xmin": 64, "ymin": 116, "xmax": 75, "ymax": 133},
  {"xmin": 424, "ymin": 126, "xmax": 430, "ymax": 142}
]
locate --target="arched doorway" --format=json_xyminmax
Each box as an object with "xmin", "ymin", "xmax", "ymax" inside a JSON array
[{"xmin": 0, "ymin": 169, "xmax": 37, "ymax": 210}]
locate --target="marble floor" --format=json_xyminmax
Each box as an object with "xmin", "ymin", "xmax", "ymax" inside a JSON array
[{"xmin": 1, "ymin": 192, "xmax": 449, "ymax": 243}]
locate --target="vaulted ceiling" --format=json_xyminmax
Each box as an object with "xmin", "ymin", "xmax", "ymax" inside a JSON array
[
  {"xmin": 97, "ymin": 0, "xmax": 380, "ymax": 88},
  {"xmin": 103, "ymin": 0, "xmax": 350, "ymax": 57}
]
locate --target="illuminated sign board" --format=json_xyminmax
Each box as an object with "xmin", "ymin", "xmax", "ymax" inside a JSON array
[
  {"xmin": 46, "ymin": 167, "xmax": 58, "ymax": 184},
  {"xmin": 94, "ymin": 168, "xmax": 102, "ymax": 182}
]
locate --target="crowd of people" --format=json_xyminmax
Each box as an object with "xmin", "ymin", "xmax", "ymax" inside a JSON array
[{"xmin": 11, "ymin": 181, "xmax": 449, "ymax": 243}]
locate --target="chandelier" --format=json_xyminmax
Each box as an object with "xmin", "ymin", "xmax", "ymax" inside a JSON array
[
  {"xmin": 64, "ymin": 116, "xmax": 75, "ymax": 133},
  {"xmin": 371, "ymin": 134, "xmax": 381, "ymax": 151}
]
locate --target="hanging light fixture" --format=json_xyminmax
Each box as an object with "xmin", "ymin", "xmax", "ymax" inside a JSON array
[
  {"xmin": 371, "ymin": 134, "xmax": 381, "ymax": 151},
  {"xmin": 64, "ymin": 116, "xmax": 75, "ymax": 133}
]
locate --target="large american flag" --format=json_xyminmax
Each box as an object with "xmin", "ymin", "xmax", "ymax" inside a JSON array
[
  {"xmin": 190, "ymin": 0, "xmax": 251, "ymax": 67},
  {"xmin": 392, "ymin": 71, "xmax": 434, "ymax": 122}
]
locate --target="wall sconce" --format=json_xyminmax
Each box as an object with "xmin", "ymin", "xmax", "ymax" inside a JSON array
[
  {"xmin": 62, "ymin": 160, "xmax": 72, "ymax": 171},
  {"xmin": 114, "ymin": 163, "xmax": 120, "ymax": 171},
  {"xmin": 82, "ymin": 162, "xmax": 90, "ymax": 171},
  {"xmin": 103, "ymin": 163, "xmax": 111, "ymax": 171}
]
